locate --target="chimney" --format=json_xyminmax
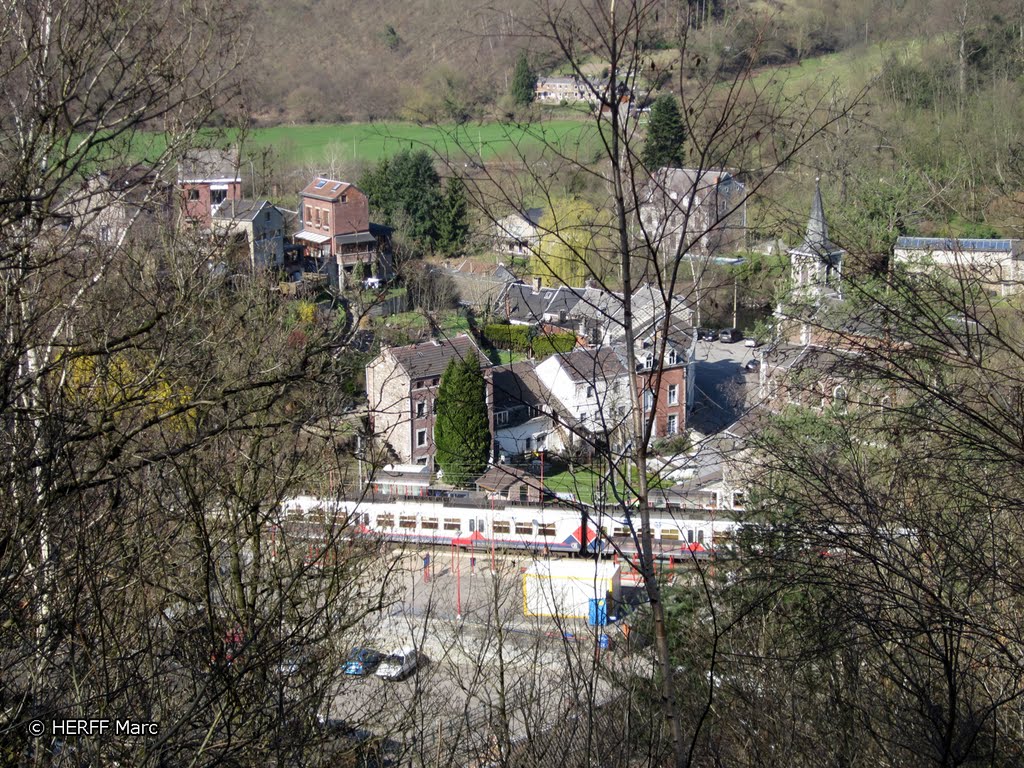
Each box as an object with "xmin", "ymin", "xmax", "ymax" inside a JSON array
[{"xmin": 533, "ymin": 276, "xmax": 542, "ymax": 292}]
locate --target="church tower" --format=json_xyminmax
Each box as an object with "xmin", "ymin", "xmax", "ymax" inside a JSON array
[{"xmin": 788, "ymin": 178, "xmax": 844, "ymax": 298}]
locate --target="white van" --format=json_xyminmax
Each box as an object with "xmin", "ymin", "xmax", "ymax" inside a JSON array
[{"xmin": 375, "ymin": 647, "xmax": 418, "ymax": 681}]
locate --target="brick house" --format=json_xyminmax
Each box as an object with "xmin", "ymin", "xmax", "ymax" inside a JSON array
[
  {"xmin": 178, "ymin": 148, "xmax": 242, "ymax": 228},
  {"xmin": 634, "ymin": 336, "xmax": 692, "ymax": 440},
  {"xmin": 294, "ymin": 177, "xmax": 392, "ymax": 288},
  {"xmin": 366, "ymin": 335, "xmax": 493, "ymax": 467}
]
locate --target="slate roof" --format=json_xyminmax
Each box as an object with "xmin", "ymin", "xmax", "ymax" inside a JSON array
[
  {"xmin": 553, "ymin": 347, "xmax": 628, "ymax": 383},
  {"xmin": 387, "ymin": 334, "xmax": 490, "ymax": 380},
  {"xmin": 492, "ymin": 360, "xmax": 574, "ymax": 429},
  {"xmin": 178, "ymin": 148, "xmax": 240, "ymax": 182},
  {"xmin": 212, "ymin": 198, "xmax": 275, "ymax": 222},
  {"xmin": 791, "ymin": 178, "xmax": 843, "ymax": 258}
]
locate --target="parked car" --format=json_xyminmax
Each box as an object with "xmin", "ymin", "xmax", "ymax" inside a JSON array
[
  {"xmin": 343, "ymin": 648, "xmax": 382, "ymax": 676},
  {"xmin": 719, "ymin": 327, "xmax": 743, "ymax": 343},
  {"xmin": 695, "ymin": 327, "xmax": 713, "ymax": 341},
  {"xmin": 744, "ymin": 359, "xmax": 760, "ymax": 372},
  {"xmin": 743, "ymin": 337, "xmax": 763, "ymax": 348},
  {"xmin": 375, "ymin": 647, "xmax": 419, "ymax": 681}
]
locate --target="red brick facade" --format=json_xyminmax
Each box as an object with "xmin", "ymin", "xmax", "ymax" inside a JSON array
[
  {"xmin": 297, "ymin": 179, "xmax": 370, "ymax": 258},
  {"xmin": 637, "ymin": 364, "xmax": 687, "ymax": 439},
  {"xmin": 181, "ymin": 180, "xmax": 242, "ymax": 227}
]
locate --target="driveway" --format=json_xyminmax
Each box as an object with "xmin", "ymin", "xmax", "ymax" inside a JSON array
[{"xmin": 688, "ymin": 339, "xmax": 760, "ymax": 434}]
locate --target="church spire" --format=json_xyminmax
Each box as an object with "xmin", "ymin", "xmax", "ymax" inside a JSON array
[{"xmin": 800, "ymin": 177, "xmax": 839, "ymax": 257}]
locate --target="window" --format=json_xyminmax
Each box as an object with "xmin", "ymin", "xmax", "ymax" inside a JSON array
[
  {"xmin": 443, "ymin": 518, "xmax": 461, "ymax": 531},
  {"xmin": 667, "ymin": 414, "xmax": 678, "ymax": 435},
  {"xmin": 416, "ymin": 457, "xmax": 427, "ymax": 466},
  {"xmin": 314, "ymin": 208, "xmax": 321, "ymax": 226},
  {"xmin": 315, "ymin": 179, "xmax": 328, "ymax": 189},
  {"xmin": 416, "ymin": 430, "xmax": 426, "ymax": 447},
  {"xmin": 493, "ymin": 521, "xmax": 511, "ymax": 534},
  {"xmin": 416, "ymin": 401, "xmax": 426, "ymax": 418},
  {"xmin": 643, "ymin": 390, "xmax": 654, "ymax": 411},
  {"xmin": 733, "ymin": 491, "xmax": 746, "ymax": 508},
  {"xmin": 668, "ymin": 349, "xmax": 678, "ymax": 365},
  {"xmin": 469, "ymin": 519, "xmax": 475, "ymax": 532},
  {"xmin": 432, "ymin": 378, "xmax": 439, "ymax": 386},
  {"xmin": 321, "ymin": 210, "xmax": 329, "ymax": 229},
  {"xmin": 586, "ymin": 386, "xmax": 594, "ymax": 398},
  {"xmin": 538, "ymin": 523, "xmax": 555, "ymax": 537},
  {"xmin": 515, "ymin": 522, "xmax": 533, "ymax": 535},
  {"xmin": 341, "ymin": 193, "xmax": 348, "ymax": 203},
  {"xmin": 833, "ymin": 385, "xmax": 848, "ymax": 414},
  {"xmin": 525, "ymin": 437, "xmax": 533, "ymax": 451},
  {"xmin": 421, "ymin": 518, "xmax": 438, "ymax": 530},
  {"xmin": 697, "ymin": 529, "xmax": 705, "ymax": 544},
  {"xmin": 496, "ymin": 411, "xmax": 509, "ymax": 426},
  {"xmin": 399, "ymin": 516, "xmax": 417, "ymax": 529},
  {"xmin": 210, "ymin": 189, "xmax": 226, "ymax": 205},
  {"xmin": 661, "ymin": 528, "xmax": 680, "ymax": 541},
  {"xmin": 98, "ymin": 225, "xmax": 111, "ymax": 243},
  {"xmin": 519, "ymin": 485, "xmax": 528, "ymax": 502},
  {"xmin": 187, "ymin": 188, "xmax": 200, "ymax": 200},
  {"xmin": 305, "ymin": 205, "xmax": 313, "ymax": 223},
  {"xmin": 687, "ymin": 529, "xmax": 694, "ymax": 543},
  {"xmin": 376, "ymin": 514, "xmax": 394, "ymax": 528},
  {"xmin": 667, "ymin": 384, "xmax": 678, "ymax": 405}
]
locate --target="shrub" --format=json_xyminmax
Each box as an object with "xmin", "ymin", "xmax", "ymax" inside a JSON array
[{"xmin": 531, "ymin": 332, "xmax": 577, "ymax": 359}]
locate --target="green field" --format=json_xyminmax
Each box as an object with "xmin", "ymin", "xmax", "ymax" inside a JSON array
[
  {"xmin": 171, "ymin": 120, "xmax": 596, "ymax": 169},
  {"xmin": 110, "ymin": 118, "xmax": 600, "ymax": 174}
]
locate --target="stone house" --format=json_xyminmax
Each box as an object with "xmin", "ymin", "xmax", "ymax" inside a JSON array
[
  {"xmin": 66, "ymin": 167, "xmax": 174, "ymax": 246},
  {"xmin": 211, "ymin": 198, "xmax": 285, "ymax": 269},
  {"xmin": 638, "ymin": 167, "xmax": 746, "ymax": 261},
  {"xmin": 365, "ymin": 335, "xmax": 492, "ymax": 467}
]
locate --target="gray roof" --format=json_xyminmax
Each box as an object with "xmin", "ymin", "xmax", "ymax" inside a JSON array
[
  {"xmin": 336, "ymin": 231, "xmax": 377, "ymax": 245},
  {"xmin": 792, "ymin": 178, "xmax": 843, "ymax": 258},
  {"xmin": 178, "ymin": 148, "xmax": 240, "ymax": 182},
  {"xmin": 492, "ymin": 360, "xmax": 575, "ymax": 429},
  {"xmin": 212, "ymin": 198, "xmax": 275, "ymax": 222},
  {"xmin": 388, "ymin": 334, "xmax": 490, "ymax": 380},
  {"xmin": 554, "ymin": 347, "xmax": 628, "ymax": 383}
]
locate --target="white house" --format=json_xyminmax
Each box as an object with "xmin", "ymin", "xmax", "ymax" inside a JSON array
[
  {"xmin": 533, "ymin": 347, "xmax": 631, "ymax": 435},
  {"xmin": 894, "ymin": 236, "xmax": 1024, "ymax": 295},
  {"xmin": 494, "ymin": 209, "xmax": 544, "ymax": 255}
]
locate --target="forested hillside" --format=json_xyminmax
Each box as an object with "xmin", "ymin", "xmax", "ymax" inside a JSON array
[{"xmin": 246, "ymin": 0, "xmax": 1024, "ymax": 123}]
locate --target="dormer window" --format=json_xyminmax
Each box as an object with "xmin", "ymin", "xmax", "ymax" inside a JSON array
[{"xmin": 667, "ymin": 349, "xmax": 678, "ymax": 365}]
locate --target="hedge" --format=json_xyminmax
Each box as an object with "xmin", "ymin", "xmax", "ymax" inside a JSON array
[{"xmin": 482, "ymin": 323, "xmax": 578, "ymax": 359}]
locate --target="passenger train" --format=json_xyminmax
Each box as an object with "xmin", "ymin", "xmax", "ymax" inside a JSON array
[{"xmin": 281, "ymin": 494, "xmax": 741, "ymax": 560}]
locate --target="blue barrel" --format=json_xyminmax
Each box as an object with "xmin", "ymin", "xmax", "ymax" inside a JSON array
[{"xmin": 599, "ymin": 634, "xmax": 611, "ymax": 650}]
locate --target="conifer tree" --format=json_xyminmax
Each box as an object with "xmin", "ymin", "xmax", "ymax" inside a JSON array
[
  {"xmin": 510, "ymin": 51, "xmax": 536, "ymax": 107},
  {"xmin": 434, "ymin": 356, "xmax": 491, "ymax": 485},
  {"xmin": 641, "ymin": 94, "xmax": 687, "ymax": 169},
  {"xmin": 437, "ymin": 176, "xmax": 471, "ymax": 257}
]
